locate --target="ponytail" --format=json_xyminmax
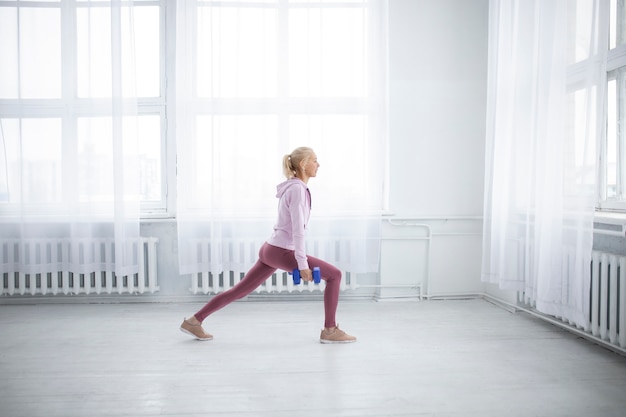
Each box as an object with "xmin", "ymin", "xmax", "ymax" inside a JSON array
[
  {"xmin": 281, "ymin": 147, "xmax": 313, "ymax": 179},
  {"xmin": 282, "ymin": 154, "xmax": 296, "ymax": 179}
]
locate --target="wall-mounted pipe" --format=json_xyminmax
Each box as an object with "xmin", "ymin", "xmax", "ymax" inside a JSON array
[
  {"xmin": 374, "ymin": 219, "xmax": 432, "ymax": 298},
  {"xmin": 376, "ymin": 216, "xmax": 484, "ymax": 299}
]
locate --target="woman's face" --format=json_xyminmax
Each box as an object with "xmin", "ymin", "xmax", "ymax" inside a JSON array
[{"xmin": 303, "ymin": 153, "xmax": 320, "ymax": 177}]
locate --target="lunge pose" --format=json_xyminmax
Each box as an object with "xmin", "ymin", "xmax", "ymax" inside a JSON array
[{"xmin": 180, "ymin": 147, "xmax": 356, "ymax": 344}]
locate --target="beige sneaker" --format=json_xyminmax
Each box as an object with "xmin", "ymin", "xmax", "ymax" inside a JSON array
[
  {"xmin": 320, "ymin": 325, "xmax": 356, "ymax": 344},
  {"xmin": 180, "ymin": 318, "xmax": 213, "ymax": 341}
]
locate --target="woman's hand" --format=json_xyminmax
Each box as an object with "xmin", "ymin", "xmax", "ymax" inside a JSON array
[{"xmin": 299, "ymin": 268, "xmax": 313, "ymax": 282}]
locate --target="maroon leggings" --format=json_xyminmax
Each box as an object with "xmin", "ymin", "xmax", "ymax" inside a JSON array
[{"xmin": 193, "ymin": 242, "xmax": 342, "ymax": 328}]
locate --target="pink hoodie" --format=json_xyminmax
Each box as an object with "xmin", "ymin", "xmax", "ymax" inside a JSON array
[{"xmin": 266, "ymin": 177, "xmax": 311, "ymax": 270}]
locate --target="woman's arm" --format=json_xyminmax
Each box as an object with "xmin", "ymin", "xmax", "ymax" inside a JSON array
[{"xmin": 287, "ymin": 186, "xmax": 309, "ymax": 271}]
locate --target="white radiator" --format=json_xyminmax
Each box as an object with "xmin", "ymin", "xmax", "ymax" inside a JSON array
[
  {"xmin": 589, "ymin": 251, "xmax": 626, "ymax": 349},
  {"xmin": 519, "ymin": 250, "xmax": 625, "ymax": 351},
  {"xmin": 189, "ymin": 238, "xmax": 357, "ymax": 294},
  {"xmin": 1, "ymin": 237, "xmax": 159, "ymax": 296}
]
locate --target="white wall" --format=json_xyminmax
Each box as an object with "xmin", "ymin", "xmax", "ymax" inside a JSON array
[{"xmin": 380, "ymin": 0, "xmax": 490, "ymax": 299}]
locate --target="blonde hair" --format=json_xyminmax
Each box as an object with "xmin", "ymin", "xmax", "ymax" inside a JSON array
[{"xmin": 282, "ymin": 147, "xmax": 314, "ymax": 179}]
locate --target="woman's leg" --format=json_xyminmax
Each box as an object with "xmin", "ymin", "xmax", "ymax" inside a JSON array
[
  {"xmin": 305, "ymin": 256, "xmax": 342, "ymax": 329},
  {"xmin": 305, "ymin": 256, "xmax": 355, "ymax": 343},
  {"xmin": 191, "ymin": 243, "xmax": 296, "ymax": 322},
  {"xmin": 240, "ymin": 244, "xmax": 343, "ymax": 329},
  {"xmin": 182, "ymin": 242, "xmax": 353, "ymax": 342},
  {"xmin": 251, "ymin": 244, "xmax": 343, "ymax": 329},
  {"xmin": 192, "ymin": 259, "xmax": 277, "ymax": 322}
]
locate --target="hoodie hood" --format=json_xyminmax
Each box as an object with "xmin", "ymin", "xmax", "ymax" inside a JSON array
[{"xmin": 276, "ymin": 177, "xmax": 307, "ymax": 198}]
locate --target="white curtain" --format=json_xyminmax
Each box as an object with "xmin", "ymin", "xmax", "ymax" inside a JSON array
[
  {"xmin": 176, "ymin": 1, "xmax": 387, "ymax": 276},
  {"xmin": 482, "ymin": 0, "xmax": 606, "ymax": 327},
  {"xmin": 0, "ymin": 2, "xmax": 141, "ymax": 279}
]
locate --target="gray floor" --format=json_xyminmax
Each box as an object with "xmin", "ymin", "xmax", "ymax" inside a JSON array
[{"xmin": 1, "ymin": 298, "xmax": 626, "ymax": 417}]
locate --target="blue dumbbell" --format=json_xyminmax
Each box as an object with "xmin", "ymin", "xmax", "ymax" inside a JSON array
[{"xmin": 292, "ymin": 267, "xmax": 321, "ymax": 284}]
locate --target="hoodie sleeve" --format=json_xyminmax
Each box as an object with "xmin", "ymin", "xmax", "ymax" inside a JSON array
[{"xmin": 285, "ymin": 185, "xmax": 309, "ymax": 270}]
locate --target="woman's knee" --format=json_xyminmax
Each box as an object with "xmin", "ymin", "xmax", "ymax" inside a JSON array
[
  {"xmin": 323, "ymin": 264, "xmax": 342, "ymax": 282},
  {"xmin": 306, "ymin": 256, "xmax": 341, "ymax": 282}
]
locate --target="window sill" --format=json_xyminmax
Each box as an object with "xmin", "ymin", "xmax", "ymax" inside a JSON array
[
  {"xmin": 140, "ymin": 216, "xmax": 176, "ymax": 223},
  {"xmin": 595, "ymin": 210, "xmax": 626, "ymax": 224},
  {"xmin": 594, "ymin": 210, "xmax": 626, "ymax": 237}
]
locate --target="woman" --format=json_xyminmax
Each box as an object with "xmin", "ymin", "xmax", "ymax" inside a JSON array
[{"xmin": 180, "ymin": 147, "xmax": 356, "ymax": 344}]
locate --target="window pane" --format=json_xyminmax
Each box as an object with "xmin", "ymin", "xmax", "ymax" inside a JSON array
[
  {"xmin": 196, "ymin": 7, "xmax": 278, "ymax": 98},
  {"xmin": 570, "ymin": 0, "xmax": 594, "ymax": 64},
  {"xmin": 0, "ymin": 8, "xmax": 18, "ymax": 98},
  {"xmin": 77, "ymin": 117, "xmax": 140, "ymax": 203},
  {"xmin": 77, "ymin": 8, "xmax": 113, "ymax": 98},
  {"xmin": 193, "ymin": 115, "xmax": 279, "ymax": 211},
  {"xmin": 0, "ymin": 118, "xmax": 62, "ymax": 204},
  {"xmin": 618, "ymin": 69, "xmax": 626, "ymax": 200},
  {"xmin": 132, "ymin": 6, "xmax": 161, "ymax": 97},
  {"xmin": 607, "ymin": 77, "xmax": 618, "ymax": 199},
  {"xmin": 566, "ymin": 88, "xmax": 597, "ymax": 197},
  {"xmin": 610, "ymin": 0, "xmax": 626, "ymax": 49},
  {"xmin": 0, "ymin": 7, "xmax": 61, "ymax": 98},
  {"xmin": 289, "ymin": 115, "xmax": 371, "ymax": 209},
  {"xmin": 77, "ymin": 118, "xmax": 115, "ymax": 201},
  {"xmin": 137, "ymin": 115, "xmax": 162, "ymax": 202},
  {"xmin": 289, "ymin": 7, "xmax": 365, "ymax": 97},
  {"xmin": 77, "ymin": 6, "xmax": 147, "ymax": 98}
]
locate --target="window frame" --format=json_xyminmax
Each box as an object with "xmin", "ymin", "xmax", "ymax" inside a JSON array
[
  {"xmin": 175, "ymin": 0, "xmax": 385, "ymax": 218},
  {"xmin": 139, "ymin": 0, "xmax": 173, "ymax": 218},
  {"xmin": 598, "ymin": 1, "xmax": 626, "ymax": 213},
  {"xmin": 0, "ymin": 0, "xmax": 173, "ymax": 218},
  {"xmin": 1, "ymin": 0, "xmax": 386, "ymax": 220}
]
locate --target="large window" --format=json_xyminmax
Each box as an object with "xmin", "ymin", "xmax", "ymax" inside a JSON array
[
  {"xmin": 602, "ymin": 0, "xmax": 626, "ymax": 211},
  {"xmin": 176, "ymin": 0, "xmax": 384, "ymax": 218},
  {"xmin": 1, "ymin": 0, "xmax": 385, "ymax": 218},
  {"xmin": 0, "ymin": 0, "xmax": 167, "ymax": 214},
  {"xmin": 175, "ymin": 0, "xmax": 387, "ymax": 275}
]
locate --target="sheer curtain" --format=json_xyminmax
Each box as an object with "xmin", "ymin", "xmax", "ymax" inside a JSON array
[
  {"xmin": 176, "ymin": 0, "xmax": 387, "ymax": 277},
  {"xmin": 0, "ymin": 2, "xmax": 141, "ymax": 281},
  {"xmin": 482, "ymin": 0, "xmax": 606, "ymax": 327}
]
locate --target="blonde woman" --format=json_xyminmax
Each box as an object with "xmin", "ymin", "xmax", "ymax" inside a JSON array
[{"xmin": 180, "ymin": 147, "xmax": 356, "ymax": 344}]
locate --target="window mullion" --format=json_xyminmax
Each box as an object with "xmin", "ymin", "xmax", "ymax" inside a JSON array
[
  {"xmin": 277, "ymin": 0, "xmax": 289, "ymax": 151},
  {"xmin": 60, "ymin": 1, "xmax": 79, "ymax": 207},
  {"xmin": 162, "ymin": 0, "xmax": 177, "ymax": 216},
  {"xmin": 616, "ymin": 73, "xmax": 626, "ymax": 201}
]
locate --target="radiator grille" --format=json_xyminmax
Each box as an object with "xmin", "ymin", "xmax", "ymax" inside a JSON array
[
  {"xmin": 589, "ymin": 251, "xmax": 625, "ymax": 348},
  {"xmin": 1, "ymin": 237, "xmax": 159, "ymax": 296},
  {"xmin": 519, "ymin": 250, "xmax": 625, "ymax": 350},
  {"xmin": 188, "ymin": 238, "xmax": 357, "ymax": 294}
]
